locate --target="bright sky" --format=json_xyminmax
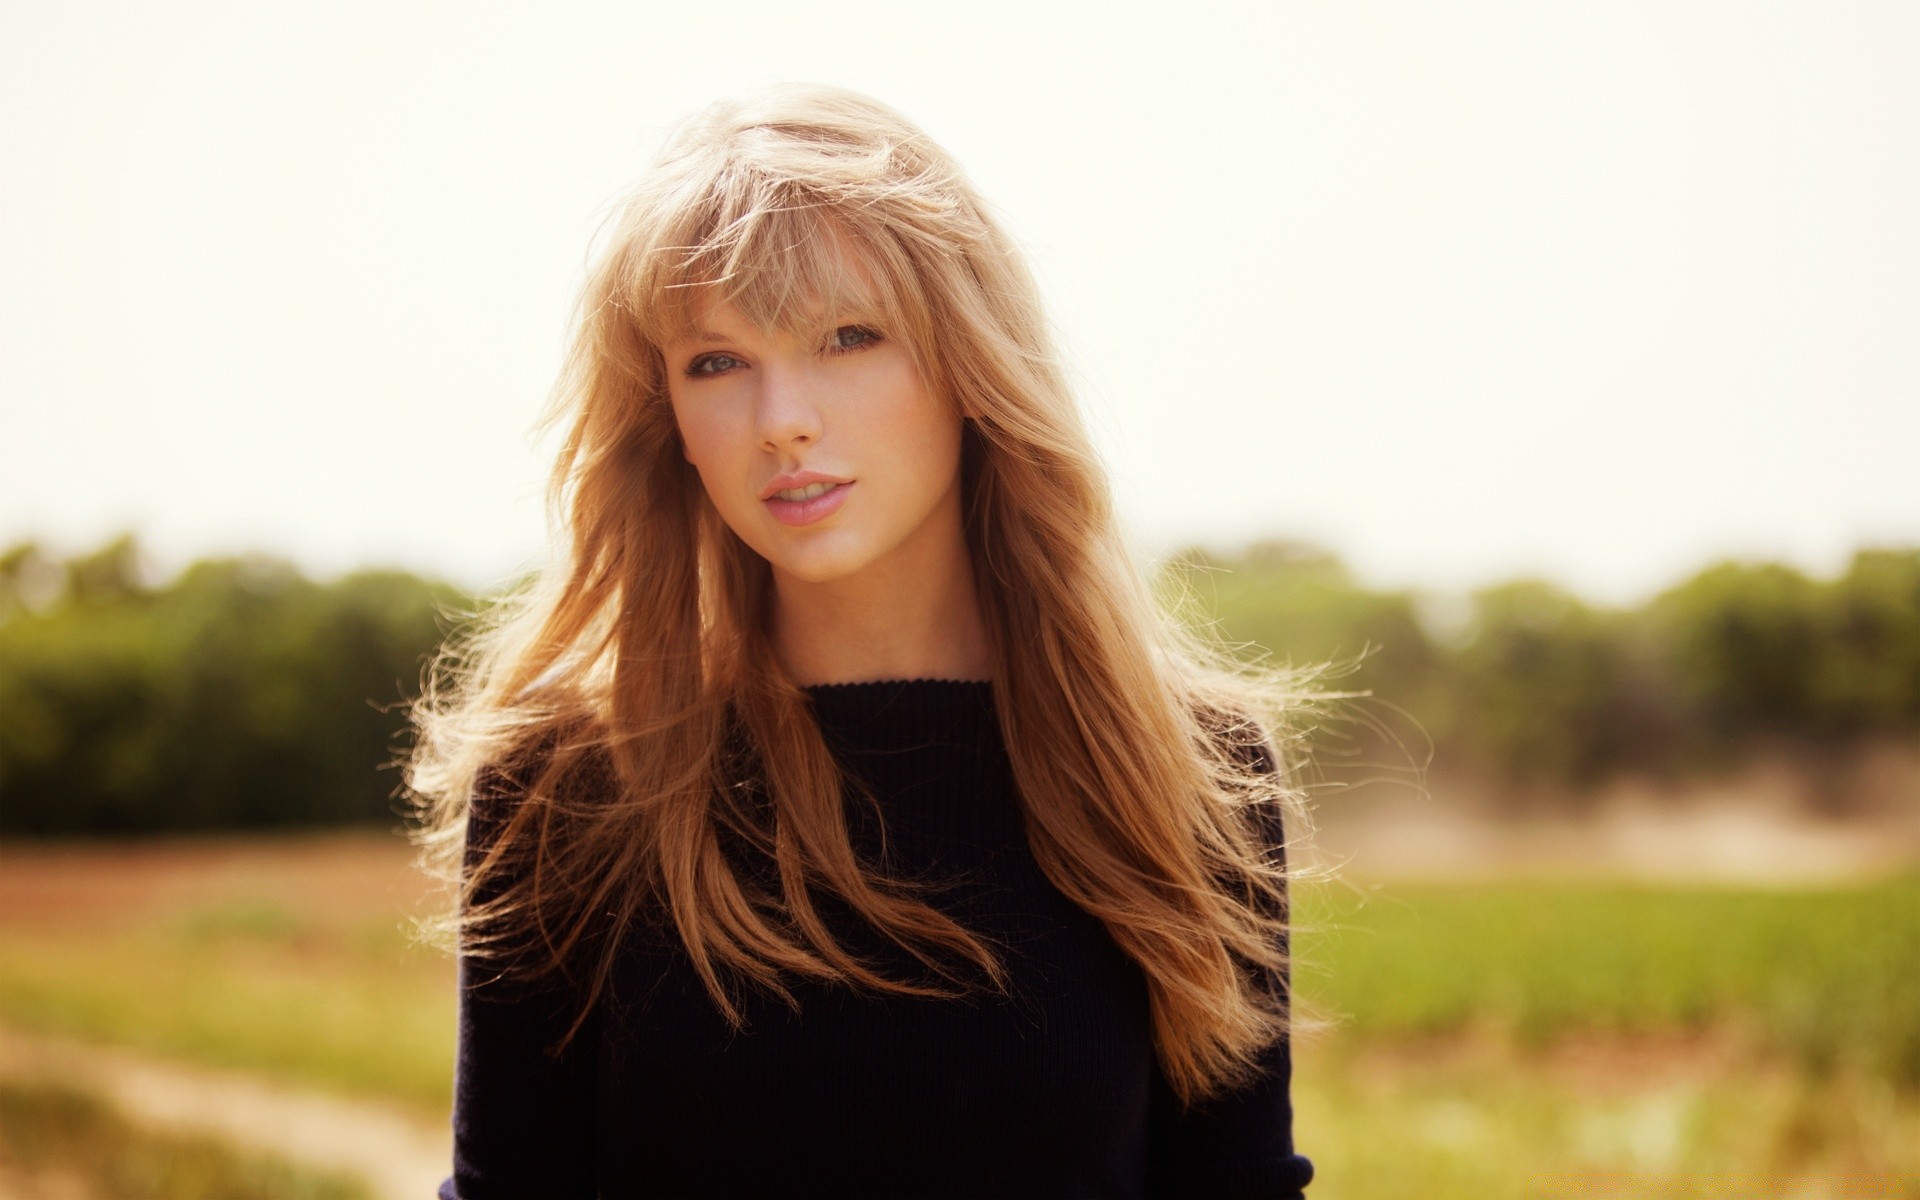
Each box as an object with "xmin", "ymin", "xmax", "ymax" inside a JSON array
[{"xmin": 2, "ymin": 2, "xmax": 1914, "ymax": 606}]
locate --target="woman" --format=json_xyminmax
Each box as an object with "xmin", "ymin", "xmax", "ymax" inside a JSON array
[{"xmin": 408, "ymin": 82, "xmax": 1324, "ymax": 1199}]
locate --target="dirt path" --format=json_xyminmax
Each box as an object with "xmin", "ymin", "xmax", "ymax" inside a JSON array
[
  {"xmin": 0, "ymin": 1023, "xmax": 449, "ymax": 1200},
  {"xmin": 1304, "ymin": 779, "xmax": 1920, "ymax": 886}
]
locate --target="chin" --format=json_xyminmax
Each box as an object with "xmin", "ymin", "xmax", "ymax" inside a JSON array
[
  {"xmin": 760, "ymin": 538, "xmax": 882, "ymax": 585},
  {"xmin": 771, "ymin": 556, "xmax": 870, "ymax": 586}
]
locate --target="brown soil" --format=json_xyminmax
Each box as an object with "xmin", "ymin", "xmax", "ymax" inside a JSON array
[
  {"xmin": 1335, "ymin": 1022, "xmax": 1764, "ymax": 1101},
  {"xmin": 1299, "ymin": 754, "xmax": 1920, "ymax": 887},
  {"xmin": 0, "ymin": 826, "xmax": 439, "ymax": 936},
  {"xmin": 0, "ymin": 1158, "xmax": 98, "ymax": 1200}
]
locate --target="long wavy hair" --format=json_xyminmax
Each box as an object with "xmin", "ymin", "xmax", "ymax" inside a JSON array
[{"xmin": 404, "ymin": 81, "xmax": 1338, "ymax": 1110}]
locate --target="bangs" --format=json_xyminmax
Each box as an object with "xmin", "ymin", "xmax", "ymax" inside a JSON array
[{"xmin": 630, "ymin": 186, "xmax": 918, "ymax": 353}]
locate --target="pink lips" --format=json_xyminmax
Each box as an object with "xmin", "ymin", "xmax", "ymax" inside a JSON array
[{"xmin": 765, "ymin": 481, "xmax": 853, "ymax": 527}]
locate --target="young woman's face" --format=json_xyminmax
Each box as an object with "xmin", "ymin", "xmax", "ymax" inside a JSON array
[{"xmin": 663, "ymin": 296, "xmax": 969, "ymax": 587}]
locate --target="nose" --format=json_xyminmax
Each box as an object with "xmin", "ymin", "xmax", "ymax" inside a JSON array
[{"xmin": 754, "ymin": 357, "xmax": 825, "ymax": 451}]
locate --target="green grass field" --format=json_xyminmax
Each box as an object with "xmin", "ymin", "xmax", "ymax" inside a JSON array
[
  {"xmin": 0, "ymin": 831, "xmax": 459, "ymax": 1116},
  {"xmin": 0, "ymin": 1078, "xmax": 372, "ymax": 1200},
  {"xmin": 0, "ymin": 832, "xmax": 1915, "ymax": 1198},
  {"xmin": 1292, "ymin": 870, "xmax": 1920, "ymax": 1196},
  {"xmin": 1298, "ymin": 869, "xmax": 1920, "ymax": 1086}
]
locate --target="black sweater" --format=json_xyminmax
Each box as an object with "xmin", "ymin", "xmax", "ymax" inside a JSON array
[{"xmin": 440, "ymin": 678, "xmax": 1313, "ymax": 1199}]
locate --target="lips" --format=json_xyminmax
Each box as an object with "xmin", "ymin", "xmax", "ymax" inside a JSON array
[
  {"xmin": 759, "ymin": 470, "xmax": 853, "ymax": 501},
  {"xmin": 764, "ymin": 480, "xmax": 853, "ymax": 528}
]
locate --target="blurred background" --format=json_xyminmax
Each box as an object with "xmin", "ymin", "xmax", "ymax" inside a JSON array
[{"xmin": 2, "ymin": 2, "xmax": 1916, "ymax": 1197}]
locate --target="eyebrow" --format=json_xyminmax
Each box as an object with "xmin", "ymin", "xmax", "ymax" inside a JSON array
[{"xmin": 684, "ymin": 315, "xmax": 882, "ymax": 347}]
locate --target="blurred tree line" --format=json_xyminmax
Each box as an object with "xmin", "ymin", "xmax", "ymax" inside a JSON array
[
  {"xmin": 1164, "ymin": 539, "xmax": 1920, "ymax": 814},
  {"xmin": 2, "ymin": 533, "xmax": 1916, "ymax": 836},
  {"xmin": 0, "ymin": 534, "xmax": 466, "ymax": 836}
]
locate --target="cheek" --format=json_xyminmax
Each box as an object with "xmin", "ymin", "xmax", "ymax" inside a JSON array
[
  {"xmin": 863, "ymin": 362, "xmax": 959, "ymax": 466},
  {"xmin": 886, "ymin": 390, "xmax": 964, "ymax": 482},
  {"xmin": 670, "ymin": 401, "xmax": 730, "ymax": 473}
]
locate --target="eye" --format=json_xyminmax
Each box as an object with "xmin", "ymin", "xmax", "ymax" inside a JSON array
[
  {"xmin": 686, "ymin": 352, "xmax": 745, "ymax": 378},
  {"xmin": 827, "ymin": 325, "xmax": 883, "ymax": 354}
]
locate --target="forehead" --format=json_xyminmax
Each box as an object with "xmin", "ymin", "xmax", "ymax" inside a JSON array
[
  {"xmin": 647, "ymin": 214, "xmax": 897, "ymax": 348},
  {"xmin": 670, "ymin": 295, "xmax": 863, "ymax": 347}
]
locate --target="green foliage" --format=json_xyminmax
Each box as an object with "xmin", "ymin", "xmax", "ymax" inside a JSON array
[
  {"xmin": 3, "ymin": 531, "xmax": 1918, "ymax": 834},
  {"xmin": 1648, "ymin": 551, "xmax": 1920, "ymax": 749},
  {"xmin": 1168, "ymin": 540, "xmax": 1441, "ymax": 686},
  {"xmin": 1161, "ymin": 539, "xmax": 1448, "ymax": 774},
  {"xmin": 1162, "ymin": 540, "xmax": 1920, "ymax": 792},
  {"xmin": 0, "ymin": 533, "xmax": 468, "ymax": 835}
]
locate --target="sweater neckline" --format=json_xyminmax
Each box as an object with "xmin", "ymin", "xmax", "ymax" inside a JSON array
[
  {"xmin": 802, "ymin": 678, "xmax": 994, "ymax": 692},
  {"xmin": 800, "ymin": 678, "xmax": 997, "ymax": 751}
]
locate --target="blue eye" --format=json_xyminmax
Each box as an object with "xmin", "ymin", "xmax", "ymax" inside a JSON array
[
  {"xmin": 830, "ymin": 325, "xmax": 882, "ymax": 353},
  {"xmin": 686, "ymin": 353, "xmax": 743, "ymax": 377}
]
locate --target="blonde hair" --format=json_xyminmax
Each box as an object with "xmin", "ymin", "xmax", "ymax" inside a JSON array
[{"xmin": 405, "ymin": 81, "xmax": 1335, "ymax": 1109}]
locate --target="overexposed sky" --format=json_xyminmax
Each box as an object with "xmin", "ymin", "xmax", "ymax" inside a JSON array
[{"xmin": 2, "ymin": 1, "xmax": 1914, "ymax": 606}]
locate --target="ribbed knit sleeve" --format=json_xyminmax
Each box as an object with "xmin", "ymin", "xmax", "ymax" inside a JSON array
[
  {"xmin": 439, "ymin": 757, "xmax": 600, "ymax": 1200},
  {"xmin": 1144, "ymin": 736, "xmax": 1314, "ymax": 1198},
  {"xmin": 1145, "ymin": 1037, "xmax": 1313, "ymax": 1199}
]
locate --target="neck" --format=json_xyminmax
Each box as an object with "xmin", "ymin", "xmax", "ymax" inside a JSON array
[{"xmin": 770, "ymin": 543, "xmax": 995, "ymax": 689}]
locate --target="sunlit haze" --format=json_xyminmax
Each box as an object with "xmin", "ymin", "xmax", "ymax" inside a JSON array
[{"xmin": 2, "ymin": 2, "xmax": 1914, "ymax": 605}]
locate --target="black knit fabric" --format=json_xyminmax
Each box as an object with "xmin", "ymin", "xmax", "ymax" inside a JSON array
[{"xmin": 440, "ymin": 678, "xmax": 1313, "ymax": 1199}]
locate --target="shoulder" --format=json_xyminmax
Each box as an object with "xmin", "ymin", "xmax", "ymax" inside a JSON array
[
  {"xmin": 1187, "ymin": 697, "xmax": 1283, "ymax": 779},
  {"xmin": 467, "ymin": 731, "xmax": 551, "ymax": 839},
  {"xmin": 465, "ymin": 721, "xmax": 611, "ymax": 864},
  {"xmin": 1191, "ymin": 704, "xmax": 1289, "ymax": 863}
]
